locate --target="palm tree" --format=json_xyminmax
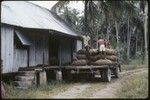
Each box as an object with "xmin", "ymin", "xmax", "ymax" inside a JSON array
[
  {"xmin": 139, "ymin": 1, "xmax": 148, "ymax": 64},
  {"xmin": 51, "ymin": 1, "xmax": 70, "ymax": 14},
  {"xmin": 51, "ymin": 1, "xmax": 100, "ymax": 47},
  {"xmin": 51, "ymin": 1, "xmax": 145, "ymax": 63}
]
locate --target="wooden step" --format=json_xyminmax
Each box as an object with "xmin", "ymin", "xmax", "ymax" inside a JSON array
[
  {"xmin": 17, "ymin": 71, "xmax": 35, "ymax": 76},
  {"xmin": 15, "ymin": 76, "xmax": 35, "ymax": 81},
  {"xmin": 18, "ymin": 67, "xmax": 42, "ymax": 71},
  {"xmin": 13, "ymin": 81, "xmax": 35, "ymax": 87}
]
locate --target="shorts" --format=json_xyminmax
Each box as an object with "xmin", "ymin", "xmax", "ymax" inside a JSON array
[{"xmin": 99, "ymin": 44, "xmax": 106, "ymax": 51}]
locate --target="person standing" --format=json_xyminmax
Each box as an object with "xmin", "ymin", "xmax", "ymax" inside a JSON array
[
  {"xmin": 82, "ymin": 33, "xmax": 91, "ymax": 65},
  {"xmin": 97, "ymin": 37, "xmax": 106, "ymax": 56},
  {"xmin": 82, "ymin": 33, "xmax": 91, "ymax": 50}
]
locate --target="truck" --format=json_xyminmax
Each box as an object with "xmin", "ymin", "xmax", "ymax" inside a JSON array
[
  {"xmin": 62, "ymin": 62, "xmax": 121, "ymax": 82},
  {"xmin": 62, "ymin": 48, "xmax": 121, "ymax": 82}
]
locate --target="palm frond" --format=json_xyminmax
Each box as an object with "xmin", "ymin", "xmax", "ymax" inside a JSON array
[{"xmin": 51, "ymin": 1, "xmax": 70, "ymax": 13}]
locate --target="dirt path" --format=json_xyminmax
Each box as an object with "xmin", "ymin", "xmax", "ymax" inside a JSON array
[
  {"xmin": 52, "ymin": 68, "xmax": 148, "ymax": 99},
  {"xmin": 91, "ymin": 68, "xmax": 147, "ymax": 98},
  {"xmin": 53, "ymin": 83, "xmax": 90, "ymax": 98}
]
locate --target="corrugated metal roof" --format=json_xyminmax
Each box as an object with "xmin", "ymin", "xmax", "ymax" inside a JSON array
[{"xmin": 1, "ymin": 1, "xmax": 81, "ymax": 37}]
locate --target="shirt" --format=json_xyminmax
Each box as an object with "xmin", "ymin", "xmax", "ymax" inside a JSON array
[
  {"xmin": 82, "ymin": 35, "xmax": 90, "ymax": 46},
  {"xmin": 97, "ymin": 39, "xmax": 105, "ymax": 45}
]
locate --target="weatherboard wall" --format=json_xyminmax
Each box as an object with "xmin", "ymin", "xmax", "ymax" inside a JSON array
[
  {"xmin": 1, "ymin": 25, "xmax": 78, "ymax": 73},
  {"xmin": 1, "ymin": 25, "xmax": 14, "ymax": 73}
]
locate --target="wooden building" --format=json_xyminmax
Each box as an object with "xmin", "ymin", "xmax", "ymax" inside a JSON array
[{"xmin": 1, "ymin": 1, "xmax": 83, "ymax": 73}]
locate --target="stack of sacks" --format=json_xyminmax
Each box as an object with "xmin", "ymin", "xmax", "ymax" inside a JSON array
[
  {"xmin": 72, "ymin": 49, "xmax": 88, "ymax": 66},
  {"xmin": 71, "ymin": 48, "xmax": 118, "ymax": 66},
  {"xmin": 91, "ymin": 48, "xmax": 118, "ymax": 66}
]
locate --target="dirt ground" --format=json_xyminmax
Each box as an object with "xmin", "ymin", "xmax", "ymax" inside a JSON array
[{"xmin": 52, "ymin": 68, "xmax": 148, "ymax": 99}]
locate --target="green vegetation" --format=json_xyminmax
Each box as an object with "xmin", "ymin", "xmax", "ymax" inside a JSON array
[
  {"xmin": 53, "ymin": 1, "xmax": 148, "ymax": 64},
  {"xmin": 129, "ymin": 57, "xmax": 148, "ymax": 65},
  {"xmin": 118, "ymin": 71, "xmax": 148, "ymax": 98},
  {"xmin": 121, "ymin": 57, "xmax": 148, "ymax": 71},
  {"xmin": 3, "ymin": 81, "xmax": 73, "ymax": 99}
]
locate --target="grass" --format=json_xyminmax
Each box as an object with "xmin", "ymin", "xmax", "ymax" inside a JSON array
[
  {"xmin": 3, "ymin": 81, "xmax": 73, "ymax": 99},
  {"xmin": 121, "ymin": 58, "xmax": 148, "ymax": 71},
  {"xmin": 118, "ymin": 71, "xmax": 148, "ymax": 98},
  {"xmin": 121, "ymin": 64, "xmax": 148, "ymax": 71},
  {"xmin": 129, "ymin": 58, "xmax": 148, "ymax": 65}
]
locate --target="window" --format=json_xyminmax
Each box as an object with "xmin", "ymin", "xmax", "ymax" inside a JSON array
[{"xmin": 14, "ymin": 30, "xmax": 31, "ymax": 49}]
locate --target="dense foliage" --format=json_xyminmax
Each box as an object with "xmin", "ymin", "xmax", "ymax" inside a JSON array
[{"xmin": 51, "ymin": 0, "xmax": 148, "ymax": 64}]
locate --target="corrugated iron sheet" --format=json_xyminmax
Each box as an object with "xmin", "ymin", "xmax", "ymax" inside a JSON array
[{"xmin": 1, "ymin": 1, "xmax": 81, "ymax": 37}]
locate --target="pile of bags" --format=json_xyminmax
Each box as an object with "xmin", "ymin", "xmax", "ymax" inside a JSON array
[
  {"xmin": 71, "ymin": 48, "xmax": 118, "ymax": 66},
  {"xmin": 72, "ymin": 49, "xmax": 88, "ymax": 66}
]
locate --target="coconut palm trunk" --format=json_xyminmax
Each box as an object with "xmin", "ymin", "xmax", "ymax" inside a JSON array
[
  {"xmin": 115, "ymin": 21, "xmax": 119, "ymax": 50},
  {"xmin": 84, "ymin": 1, "xmax": 88, "ymax": 34},
  {"xmin": 135, "ymin": 32, "xmax": 138, "ymax": 57},
  {"xmin": 144, "ymin": 6, "xmax": 148, "ymax": 64},
  {"xmin": 106, "ymin": 23, "xmax": 111, "ymax": 40},
  {"xmin": 126, "ymin": 17, "xmax": 131, "ymax": 61}
]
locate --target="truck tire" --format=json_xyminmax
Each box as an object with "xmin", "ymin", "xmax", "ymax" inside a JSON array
[
  {"xmin": 103, "ymin": 68, "xmax": 111, "ymax": 82},
  {"xmin": 113, "ymin": 67, "xmax": 119, "ymax": 78}
]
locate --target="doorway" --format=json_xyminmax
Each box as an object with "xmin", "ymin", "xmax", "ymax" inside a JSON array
[{"xmin": 49, "ymin": 36, "xmax": 59, "ymax": 66}]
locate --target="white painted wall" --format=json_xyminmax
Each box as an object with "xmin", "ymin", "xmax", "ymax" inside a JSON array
[
  {"xmin": 1, "ymin": 25, "xmax": 49, "ymax": 73},
  {"xmin": 1, "ymin": 25, "xmax": 14, "ymax": 73}
]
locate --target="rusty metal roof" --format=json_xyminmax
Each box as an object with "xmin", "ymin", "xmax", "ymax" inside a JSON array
[{"xmin": 1, "ymin": 1, "xmax": 81, "ymax": 37}]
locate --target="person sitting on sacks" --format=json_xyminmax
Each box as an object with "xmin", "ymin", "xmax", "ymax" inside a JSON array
[
  {"xmin": 97, "ymin": 37, "xmax": 106, "ymax": 57},
  {"xmin": 82, "ymin": 33, "xmax": 91, "ymax": 65}
]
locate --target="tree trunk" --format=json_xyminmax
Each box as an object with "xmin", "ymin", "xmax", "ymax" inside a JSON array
[
  {"xmin": 141, "ymin": 38, "xmax": 143, "ymax": 53},
  {"xmin": 106, "ymin": 23, "xmax": 111, "ymax": 40},
  {"xmin": 144, "ymin": 4, "xmax": 148, "ymax": 64},
  {"xmin": 132, "ymin": 26, "xmax": 137, "ymax": 57},
  {"xmin": 96, "ymin": 28, "xmax": 99, "ymax": 49},
  {"xmin": 126, "ymin": 17, "xmax": 131, "ymax": 61},
  {"xmin": 135, "ymin": 32, "xmax": 138, "ymax": 57},
  {"xmin": 115, "ymin": 21, "xmax": 119, "ymax": 50},
  {"xmin": 84, "ymin": 1, "xmax": 88, "ymax": 34}
]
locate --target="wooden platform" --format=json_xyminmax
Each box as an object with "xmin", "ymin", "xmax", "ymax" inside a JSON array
[
  {"xmin": 19, "ymin": 64, "xmax": 119, "ymax": 71},
  {"xmin": 19, "ymin": 66, "xmax": 62, "ymax": 71},
  {"xmin": 64, "ymin": 65, "xmax": 109, "ymax": 69}
]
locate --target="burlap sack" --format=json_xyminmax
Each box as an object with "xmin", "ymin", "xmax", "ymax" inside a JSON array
[
  {"xmin": 76, "ymin": 54, "xmax": 87, "ymax": 60},
  {"xmin": 89, "ymin": 49, "xmax": 98, "ymax": 56},
  {"xmin": 105, "ymin": 48, "xmax": 117, "ymax": 55},
  {"xmin": 91, "ymin": 54, "xmax": 108, "ymax": 61},
  {"xmin": 105, "ymin": 55, "xmax": 118, "ymax": 61},
  {"xmin": 91, "ymin": 59, "xmax": 115, "ymax": 65},
  {"xmin": 77, "ymin": 49, "xmax": 86, "ymax": 54},
  {"xmin": 72, "ymin": 60, "xmax": 88, "ymax": 66}
]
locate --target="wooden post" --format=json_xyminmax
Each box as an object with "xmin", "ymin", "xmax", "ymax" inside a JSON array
[
  {"xmin": 39, "ymin": 70, "xmax": 47, "ymax": 85},
  {"xmin": 59, "ymin": 40, "xmax": 61, "ymax": 66},
  {"xmin": 42, "ymin": 52, "xmax": 45, "ymax": 67},
  {"xmin": 71, "ymin": 39, "xmax": 73, "ymax": 63},
  {"xmin": 35, "ymin": 68, "xmax": 47, "ymax": 86},
  {"xmin": 27, "ymin": 46, "xmax": 29, "ymax": 67},
  {"xmin": 56, "ymin": 70, "xmax": 62, "ymax": 81}
]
